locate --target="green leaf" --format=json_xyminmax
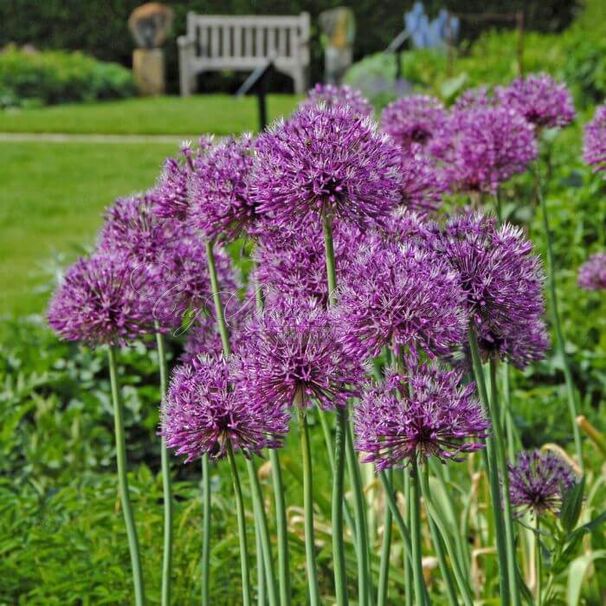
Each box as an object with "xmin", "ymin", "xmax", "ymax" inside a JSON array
[
  {"xmin": 567, "ymin": 550, "xmax": 606, "ymax": 606},
  {"xmin": 560, "ymin": 477, "xmax": 585, "ymax": 533}
]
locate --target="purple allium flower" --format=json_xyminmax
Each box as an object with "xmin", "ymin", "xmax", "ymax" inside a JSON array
[
  {"xmin": 251, "ymin": 104, "xmax": 401, "ymax": 229},
  {"xmin": 495, "ymin": 74, "xmax": 575, "ymax": 129},
  {"xmin": 98, "ymin": 193, "xmax": 177, "ymax": 263},
  {"xmin": 239, "ymin": 300, "xmax": 365, "ymax": 411},
  {"xmin": 153, "ymin": 138, "xmax": 213, "ymax": 220},
  {"xmin": 429, "ymin": 106, "xmax": 538, "ymax": 194},
  {"xmin": 380, "ymin": 94, "xmax": 447, "ymax": 150},
  {"xmin": 337, "ymin": 238, "xmax": 468, "ymax": 360},
  {"xmin": 254, "ymin": 217, "xmax": 363, "ymax": 305},
  {"xmin": 436, "ymin": 212, "xmax": 549, "ymax": 368},
  {"xmin": 301, "ymin": 83, "xmax": 374, "ymax": 117},
  {"xmin": 162, "ymin": 355, "xmax": 289, "ymax": 462},
  {"xmin": 355, "ymin": 364, "xmax": 489, "ymax": 470},
  {"xmin": 454, "ymin": 86, "xmax": 493, "ymax": 111},
  {"xmin": 189, "ymin": 135, "xmax": 258, "ymax": 241},
  {"xmin": 583, "ymin": 105, "xmax": 606, "ymax": 175},
  {"xmin": 578, "ymin": 252, "xmax": 606, "ymax": 290},
  {"xmin": 47, "ymin": 253, "xmax": 154, "ymax": 346},
  {"xmin": 398, "ymin": 145, "xmax": 446, "ymax": 214},
  {"xmin": 378, "ymin": 208, "xmax": 435, "ymax": 248},
  {"xmin": 508, "ymin": 450, "xmax": 576, "ymax": 516}
]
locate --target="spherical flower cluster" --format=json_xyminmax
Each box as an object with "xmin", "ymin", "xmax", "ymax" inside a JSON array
[
  {"xmin": 301, "ymin": 83, "xmax": 373, "ymax": 117},
  {"xmin": 239, "ymin": 301, "xmax": 365, "ymax": 411},
  {"xmin": 48, "ymin": 253, "xmax": 155, "ymax": 346},
  {"xmin": 578, "ymin": 252, "xmax": 606, "ymax": 291},
  {"xmin": 189, "ymin": 135, "xmax": 257, "ymax": 241},
  {"xmin": 583, "ymin": 105, "xmax": 606, "ymax": 175},
  {"xmin": 495, "ymin": 74, "xmax": 575, "ymax": 129},
  {"xmin": 251, "ymin": 104, "xmax": 401, "ymax": 229},
  {"xmin": 162, "ymin": 355, "xmax": 289, "ymax": 462},
  {"xmin": 153, "ymin": 138, "xmax": 213, "ymax": 220},
  {"xmin": 454, "ymin": 86, "xmax": 492, "ymax": 111},
  {"xmin": 355, "ymin": 364, "xmax": 489, "ymax": 470},
  {"xmin": 508, "ymin": 450, "xmax": 576, "ymax": 516},
  {"xmin": 429, "ymin": 106, "xmax": 538, "ymax": 194},
  {"xmin": 254, "ymin": 218, "xmax": 362, "ymax": 305},
  {"xmin": 337, "ymin": 238, "xmax": 467, "ymax": 360},
  {"xmin": 398, "ymin": 145, "xmax": 446, "ymax": 214},
  {"xmin": 380, "ymin": 94, "xmax": 446, "ymax": 150},
  {"xmin": 436, "ymin": 212, "xmax": 549, "ymax": 368}
]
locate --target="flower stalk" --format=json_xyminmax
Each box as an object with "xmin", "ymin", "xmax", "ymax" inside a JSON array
[{"xmin": 108, "ymin": 346, "xmax": 146, "ymax": 606}]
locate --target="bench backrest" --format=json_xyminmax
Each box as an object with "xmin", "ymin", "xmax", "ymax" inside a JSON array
[{"xmin": 186, "ymin": 13, "xmax": 310, "ymax": 70}]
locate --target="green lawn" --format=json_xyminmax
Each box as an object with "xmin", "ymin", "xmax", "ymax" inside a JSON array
[
  {"xmin": 0, "ymin": 94, "xmax": 299, "ymax": 135},
  {"xmin": 0, "ymin": 141, "xmax": 176, "ymax": 316}
]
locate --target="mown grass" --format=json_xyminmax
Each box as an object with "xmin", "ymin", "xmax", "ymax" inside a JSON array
[
  {"xmin": 0, "ymin": 141, "xmax": 176, "ymax": 316},
  {"xmin": 0, "ymin": 94, "xmax": 299, "ymax": 135}
]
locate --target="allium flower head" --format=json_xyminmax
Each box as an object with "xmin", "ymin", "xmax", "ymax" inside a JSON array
[
  {"xmin": 496, "ymin": 74, "xmax": 575, "ymax": 129},
  {"xmin": 430, "ymin": 106, "xmax": 537, "ymax": 194},
  {"xmin": 153, "ymin": 138, "xmax": 213, "ymax": 220},
  {"xmin": 454, "ymin": 86, "xmax": 493, "ymax": 111},
  {"xmin": 583, "ymin": 105, "xmax": 606, "ymax": 175},
  {"xmin": 251, "ymin": 104, "xmax": 401, "ymax": 229},
  {"xmin": 98, "ymin": 193, "xmax": 177, "ymax": 263},
  {"xmin": 578, "ymin": 252, "xmax": 606, "ymax": 290},
  {"xmin": 337, "ymin": 238, "xmax": 467, "ymax": 360},
  {"xmin": 189, "ymin": 135, "xmax": 258, "ymax": 241},
  {"xmin": 162, "ymin": 355, "xmax": 289, "ymax": 462},
  {"xmin": 436, "ymin": 212, "xmax": 549, "ymax": 368},
  {"xmin": 509, "ymin": 450, "xmax": 576, "ymax": 516},
  {"xmin": 398, "ymin": 145, "xmax": 446, "ymax": 214},
  {"xmin": 239, "ymin": 300, "xmax": 365, "ymax": 411},
  {"xmin": 301, "ymin": 83, "xmax": 373, "ymax": 117},
  {"xmin": 48, "ymin": 253, "xmax": 154, "ymax": 346},
  {"xmin": 381, "ymin": 94, "xmax": 447, "ymax": 150},
  {"xmin": 355, "ymin": 364, "xmax": 489, "ymax": 470}
]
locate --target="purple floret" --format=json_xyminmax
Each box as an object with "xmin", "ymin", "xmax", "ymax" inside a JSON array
[
  {"xmin": 162, "ymin": 355, "xmax": 289, "ymax": 462},
  {"xmin": 239, "ymin": 300, "xmax": 365, "ymax": 411},
  {"xmin": 355, "ymin": 363, "xmax": 489, "ymax": 470},
  {"xmin": 430, "ymin": 106, "xmax": 537, "ymax": 194},
  {"xmin": 251, "ymin": 104, "xmax": 401, "ymax": 229},
  {"xmin": 578, "ymin": 252, "xmax": 606, "ymax": 290},
  {"xmin": 398, "ymin": 145, "xmax": 446, "ymax": 214},
  {"xmin": 436, "ymin": 211, "xmax": 549, "ymax": 368},
  {"xmin": 495, "ymin": 74, "xmax": 575, "ymax": 129},
  {"xmin": 509, "ymin": 450, "xmax": 576, "ymax": 516},
  {"xmin": 336, "ymin": 236, "xmax": 468, "ymax": 360},
  {"xmin": 301, "ymin": 83, "xmax": 374, "ymax": 117},
  {"xmin": 381, "ymin": 94, "xmax": 447, "ymax": 150},
  {"xmin": 47, "ymin": 252, "xmax": 155, "ymax": 346},
  {"xmin": 583, "ymin": 105, "xmax": 606, "ymax": 175}
]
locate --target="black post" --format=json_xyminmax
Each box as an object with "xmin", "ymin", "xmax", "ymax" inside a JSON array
[
  {"xmin": 236, "ymin": 60, "xmax": 274, "ymax": 133},
  {"xmin": 384, "ymin": 29, "xmax": 409, "ymax": 84}
]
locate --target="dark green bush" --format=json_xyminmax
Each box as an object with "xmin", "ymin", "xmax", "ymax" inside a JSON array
[{"xmin": 0, "ymin": 48, "xmax": 135, "ymax": 108}]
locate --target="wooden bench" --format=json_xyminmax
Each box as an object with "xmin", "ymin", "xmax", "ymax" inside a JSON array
[{"xmin": 178, "ymin": 12, "xmax": 311, "ymax": 96}]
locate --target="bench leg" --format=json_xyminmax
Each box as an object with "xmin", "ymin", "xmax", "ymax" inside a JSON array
[{"xmin": 291, "ymin": 67, "xmax": 307, "ymax": 95}]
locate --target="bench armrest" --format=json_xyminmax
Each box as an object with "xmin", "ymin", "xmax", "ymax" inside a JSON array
[{"xmin": 177, "ymin": 35, "xmax": 196, "ymax": 49}]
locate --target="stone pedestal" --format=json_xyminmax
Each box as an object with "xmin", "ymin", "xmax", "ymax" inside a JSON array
[{"xmin": 133, "ymin": 48, "xmax": 165, "ymax": 95}]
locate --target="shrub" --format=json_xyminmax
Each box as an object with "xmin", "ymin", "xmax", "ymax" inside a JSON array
[{"xmin": 0, "ymin": 48, "xmax": 135, "ymax": 108}]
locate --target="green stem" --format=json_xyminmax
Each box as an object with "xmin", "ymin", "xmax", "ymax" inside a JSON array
[
  {"xmin": 256, "ymin": 519, "xmax": 266, "ymax": 606},
  {"xmin": 536, "ymin": 166, "xmax": 583, "ymax": 470},
  {"xmin": 205, "ymin": 239, "xmax": 231, "ymax": 357},
  {"xmin": 346, "ymin": 421, "xmax": 373, "ymax": 606},
  {"xmin": 201, "ymin": 455, "xmax": 211, "ymax": 606},
  {"xmin": 269, "ymin": 449, "xmax": 291, "ymax": 606},
  {"xmin": 426, "ymin": 516, "xmax": 459, "ymax": 606},
  {"xmin": 298, "ymin": 405, "xmax": 321, "ymax": 606},
  {"xmin": 155, "ymin": 330, "xmax": 173, "ymax": 606},
  {"xmin": 419, "ymin": 466, "xmax": 472, "ymax": 606},
  {"xmin": 246, "ymin": 458, "xmax": 277, "ymax": 606},
  {"xmin": 108, "ymin": 347, "xmax": 145, "ymax": 606},
  {"xmin": 377, "ymin": 469, "xmax": 393, "ymax": 606},
  {"xmin": 502, "ymin": 363, "xmax": 517, "ymax": 463},
  {"xmin": 323, "ymin": 211, "xmax": 349, "ymax": 605},
  {"xmin": 535, "ymin": 516, "xmax": 542, "ymax": 606},
  {"xmin": 488, "ymin": 358, "xmax": 521, "ymax": 606},
  {"xmin": 378, "ymin": 472, "xmax": 413, "ymax": 564},
  {"xmin": 227, "ymin": 444, "xmax": 252, "ymax": 606},
  {"xmin": 403, "ymin": 469, "xmax": 413, "ymax": 606},
  {"xmin": 409, "ymin": 460, "xmax": 429, "ymax": 605},
  {"xmin": 468, "ymin": 329, "xmax": 511, "ymax": 605}
]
